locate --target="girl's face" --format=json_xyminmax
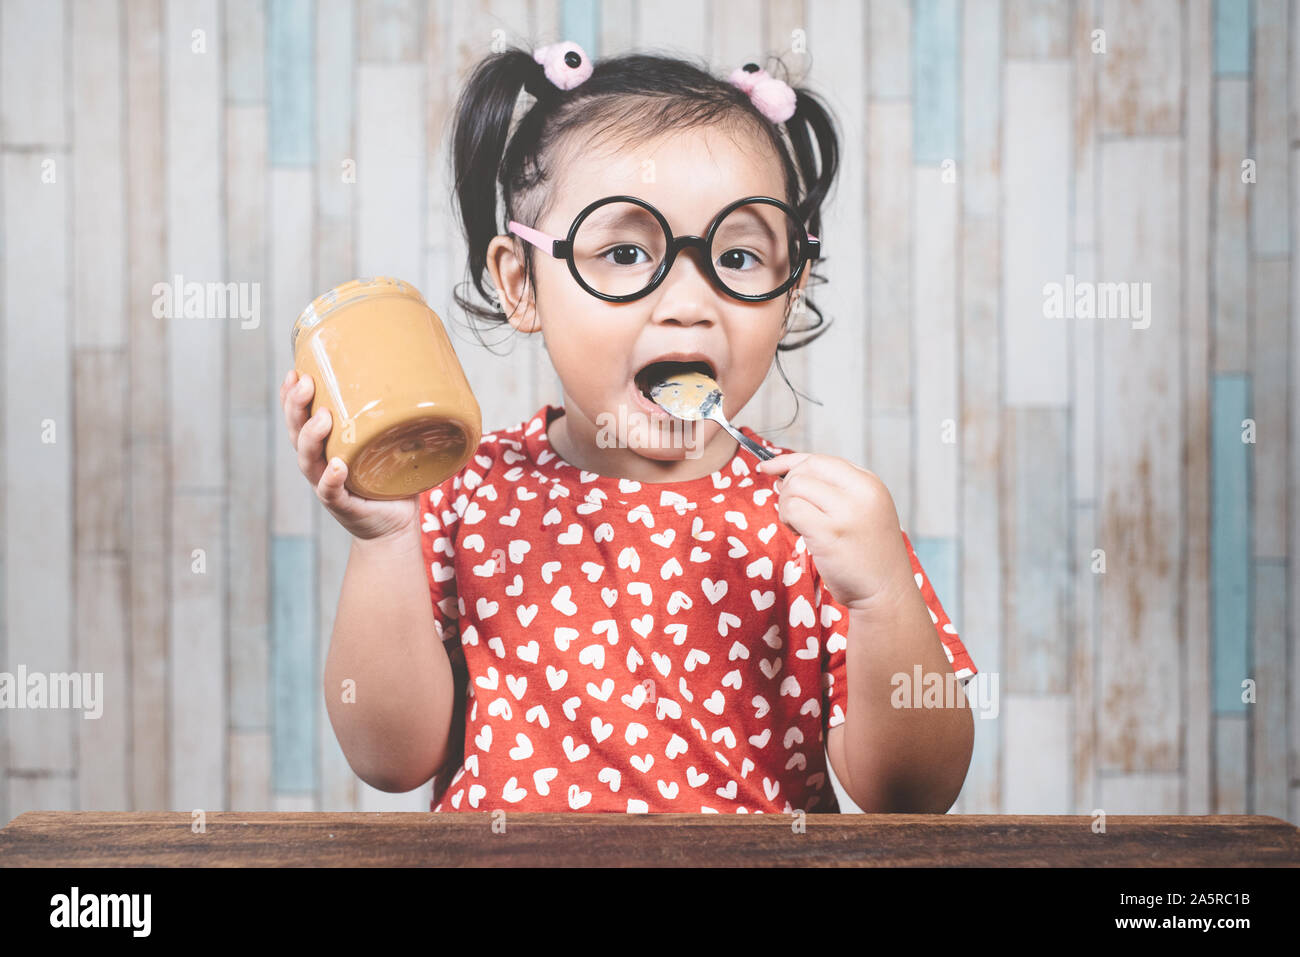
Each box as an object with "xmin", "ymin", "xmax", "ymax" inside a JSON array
[{"xmin": 487, "ymin": 124, "xmax": 809, "ymax": 481}]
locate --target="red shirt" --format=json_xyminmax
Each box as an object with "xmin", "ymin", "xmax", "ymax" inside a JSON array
[{"xmin": 419, "ymin": 404, "xmax": 977, "ymax": 813}]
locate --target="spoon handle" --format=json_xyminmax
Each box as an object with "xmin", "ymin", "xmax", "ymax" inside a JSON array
[{"xmin": 707, "ymin": 408, "xmax": 775, "ymax": 461}]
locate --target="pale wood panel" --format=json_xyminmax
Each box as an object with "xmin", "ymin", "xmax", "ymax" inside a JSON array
[
  {"xmin": 962, "ymin": 0, "xmax": 999, "ymax": 220},
  {"xmin": 1213, "ymin": 713, "xmax": 1247, "ymax": 813},
  {"xmin": 1003, "ymin": 0, "xmax": 1069, "ymax": 59},
  {"xmin": 71, "ymin": 0, "xmax": 125, "ymax": 350},
  {"xmin": 1293, "ymin": 147, "xmax": 1300, "ymax": 789},
  {"xmin": 229, "ymin": 411, "xmax": 270, "ymax": 731},
  {"xmin": 4, "ymin": 151, "xmax": 73, "ymax": 772},
  {"xmin": 0, "ymin": 0, "xmax": 65, "ymax": 145},
  {"xmin": 1097, "ymin": 137, "xmax": 1182, "ymax": 772},
  {"xmin": 1071, "ymin": 0, "xmax": 1096, "ymax": 253},
  {"xmin": 126, "ymin": 0, "xmax": 168, "ymax": 445},
  {"xmin": 1183, "ymin": 0, "xmax": 1212, "ymax": 815},
  {"xmin": 1253, "ymin": 561, "xmax": 1288, "ymax": 818},
  {"xmin": 75, "ymin": 554, "xmax": 129, "ymax": 810},
  {"xmin": 869, "ymin": 0, "xmax": 910, "ymax": 98},
  {"xmin": 1252, "ymin": 0, "xmax": 1288, "ymax": 257},
  {"xmin": 226, "ymin": 106, "xmax": 268, "ymax": 415},
  {"xmin": 166, "ymin": 4, "xmax": 225, "ymax": 817},
  {"xmin": 226, "ymin": 105, "xmax": 271, "ymax": 737},
  {"xmin": 1212, "ymin": 78, "xmax": 1249, "ymax": 374},
  {"xmin": 73, "ymin": 355, "xmax": 130, "ymax": 810},
  {"xmin": 270, "ymin": 168, "xmax": 316, "ymax": 537},
  {"xmin": 74, "ymin": 351, "xmax": 128, "ymax": 553},
  {"xmin": 599, "ymin": 0, "xmax": 635, "ymax": 54},
  {"xmin": 867, "ymin": 102, "xmax": 911, "ymax": 417},
  {"xmin": 7, "ymin": 774, "xmax": 75, "ymax": 820},
  {"xmin": 170, "ymin": 493, "xmax": 226, "ymax": 811},
  {"xmin": 166, "ymin": 0, "xmax": 226, "ymax": 489},
  {"xmin": 272, "ymin": 793, "xmax": 317, "ymax": 811},
  {"xmin": 224, "ymin": 0, "xmax": 266, "ymax": 104},
  {"xmin": 636, "ymin": 0, "xmax": 706, "ymax": 57},
  {"xmin": 359, "ymin": 0, "xmax": 424, "ymax": 62},
  {"xmin": 803, "ymin": 0, "xmax": 867, "ymax": 473},
  {"xmin": 1098, "ymin": 772, "xmax": 1182, "ymax": 814},
  {"xmin": 1072, "ymin": 504, "xmax": 1098, "ymax": 813},
  {"xmin": 1001, "ymin": 60, "xmax": 1070, "ymax": 407},
  {"xmin": 1071, "ymin": 247, "xmax": 1097, "ymax": 502},
  {"xmin": 1002, "ymin": 694, "xmax": 1071, "ymax": 812},
  {"xmin": 317, "ymin": 0, "xmax": 358, "ymax": 813},
  {"xmin": 912, "ymin": 166, "xmax": 958, "ymax": 539},
  {"xmin": 709, "ymin": 0, "xmax": 764, "ymax": 93},
  {"xmin": 1253, "ymin": 259, "xmax": 1288, "ymax": 559},
  {"xmin": 957, "ymin": 213, "xmax": 1001, "ymax": 814},
  {"xmin": 125, "ymin": 0, "xmax": 169, "ymax": 813},
  {"xmin": 316, "ymin": 0, "xmax": 355, "ymax": 292},
  {"xmin": 356, "ymin": 66, "xmax": 426, "ymax": 292},
  {"xmin": 1096, "ymin": 0, "xmax": 1181, "ymax": 135},
  {"xmin": 1003, "ymin": 408, "xmax": 1070, "ymax": 693},
  {"xmin": 229, "ymin": 729, "xmax": 272, "ymax": 810},
  {"xmin": 129, "ymin": 440, "xmax": 168, "ymax": 809}
]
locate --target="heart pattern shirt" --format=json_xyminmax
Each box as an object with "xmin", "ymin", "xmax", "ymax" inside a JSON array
[{"xmin": 420, "ymin": 405, "xmax": 977, "ymax": 813}]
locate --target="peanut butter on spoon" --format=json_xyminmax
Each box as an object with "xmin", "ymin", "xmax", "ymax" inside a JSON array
[{"xmin": 646, "ymin": 368, "xmax": 776, "ymax": 462}]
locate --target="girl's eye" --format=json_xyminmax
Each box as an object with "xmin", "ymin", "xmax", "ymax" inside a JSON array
[
  {"xmin": 717, "ymin": 248, "xmax": 761, "ymax": 271},
  {"xmin": 603, "ymin": 244, "xmax": 650, "ymax": 266}
]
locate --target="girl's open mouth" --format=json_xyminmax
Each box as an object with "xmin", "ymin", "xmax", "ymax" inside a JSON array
[{"xmin": 632, "ymin": 359, "xmax": 716, "ymax": 401}]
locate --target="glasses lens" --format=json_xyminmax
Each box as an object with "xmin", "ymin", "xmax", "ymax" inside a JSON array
[
  {"xmin": 571, "ymin": 201, "xmax": 668, "ymax": 298},
  {"xmin": 711, "ymin": 201, "xmax": 803, "ymax": 298}
]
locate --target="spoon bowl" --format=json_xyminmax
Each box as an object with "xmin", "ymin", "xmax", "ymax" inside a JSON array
[{"xmin": 646, "ymin": 369, "xmax": 775, "ymax": 461}]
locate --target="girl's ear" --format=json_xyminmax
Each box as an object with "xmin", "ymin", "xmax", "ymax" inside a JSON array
[{"xmin": 485, "ymin": 234, "xmax": 541, "ymax": 334}]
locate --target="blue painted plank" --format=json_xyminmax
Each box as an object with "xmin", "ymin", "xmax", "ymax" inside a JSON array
[
  {"xmin": 268, "ymin": 0, "xmax": 314, "ymax": 165},
  {"xmin": 1211, "ymin": 374, "xmax": 1251, "ymax": 712},
  {"xmin": 911, "ymin": 536, "xmax": 959, "ymax": 639},
  {"xmin": 1213, "ymin": 0, "xmax": 1251, "ymax": 75},
  {"xmin": 913, "ymin": 0, "xmax": 959, "ymax": 164},
  {"xmin": 562, "ymin": 0, "xmax": 601, "ymax": 60},
  {"xmin": 272, "ymin": 535, "xmax": 317, "ymax": 792}
]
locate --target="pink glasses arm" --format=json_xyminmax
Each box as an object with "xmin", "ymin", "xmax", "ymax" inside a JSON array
[{"xmin": 508, "ymin": 220, "xmax": 558, "ymax": 256}]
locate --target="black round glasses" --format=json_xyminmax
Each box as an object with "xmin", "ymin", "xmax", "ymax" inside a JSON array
[{"xmin": 508, "ymin": 195, "xmax": 821, "ymax": 303}]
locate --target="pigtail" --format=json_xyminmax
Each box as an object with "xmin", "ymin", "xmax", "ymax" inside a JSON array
[
  {"xmin": 450, "ymin": 49, "xmax": 541, "ymax": 325},
  {"xmin": 776, "ymin": 85, "xmax": 840, "ymax": 351}
]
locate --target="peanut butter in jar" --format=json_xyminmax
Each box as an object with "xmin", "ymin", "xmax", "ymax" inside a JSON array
[{"xmin": 291, "ymin": 277, "xmax": 482, "ymax": 500}]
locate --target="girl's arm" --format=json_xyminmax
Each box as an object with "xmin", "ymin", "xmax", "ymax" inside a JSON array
[
  {"xmin": 323, "ymin": 519, "xmax": 457, "ymax": 793},
  {"xmin": 834, "ymin": 579, "xmax": 975, "ymax": 813}
]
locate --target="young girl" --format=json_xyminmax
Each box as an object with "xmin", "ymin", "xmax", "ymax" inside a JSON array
[{"xmin": 289, "ymin": 42, "xmax": 977, "ymax": 814}]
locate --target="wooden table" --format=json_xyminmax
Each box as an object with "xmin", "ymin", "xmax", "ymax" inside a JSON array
[{"xmin": 1, "ymin": 811, "xmax": 1297, "ymax": 866}]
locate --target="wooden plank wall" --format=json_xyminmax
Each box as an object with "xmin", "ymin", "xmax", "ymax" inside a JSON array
[{"xmin": 0, "ymin": 0, "xmax": 1294, "ymax": 825}]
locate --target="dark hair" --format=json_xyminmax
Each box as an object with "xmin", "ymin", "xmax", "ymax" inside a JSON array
[{"xmin": 448, "ymin": 47, "xmax": 842, "ymax": 420}]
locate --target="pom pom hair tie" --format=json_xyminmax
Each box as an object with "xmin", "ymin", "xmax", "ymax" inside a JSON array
[
  {"xmin": 528, "ymin": 44, "xmax": 797, "ymax": 125},
  {"xmin": 727, "ymin": 62, "xmax": 797, "ymax": 123},
  {"xmin": 532, "ymin": 41, "xmax": 593, "ymax": 90}
]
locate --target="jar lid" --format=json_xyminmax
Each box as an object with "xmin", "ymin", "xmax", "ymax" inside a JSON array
[{"xmin": 290, "ymin": 276, "xmax": 427, "ymax": 352}]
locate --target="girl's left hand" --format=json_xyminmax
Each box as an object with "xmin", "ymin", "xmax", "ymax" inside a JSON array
[{"xmin": 757, "ymin": 452, "xmax": 914, "ymax": 611}]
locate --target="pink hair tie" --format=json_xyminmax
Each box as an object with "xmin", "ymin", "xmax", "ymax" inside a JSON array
[
  {"xmin": 728, "ymin": 61, "xmax": 797, "ymax": 123},
  {"xmin": 533, "ymin": 41, "xmax": 593, "ymax": 90}
]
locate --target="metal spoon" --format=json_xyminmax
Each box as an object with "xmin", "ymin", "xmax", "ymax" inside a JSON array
[{"xmin": 647, "ymin": 370, "xmax": 775, "ymax": 462}]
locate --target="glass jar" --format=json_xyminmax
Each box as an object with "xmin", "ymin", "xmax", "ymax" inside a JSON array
[{"xmin": 291, "ymin": 277, "xmax": 482, "ymax": 500}]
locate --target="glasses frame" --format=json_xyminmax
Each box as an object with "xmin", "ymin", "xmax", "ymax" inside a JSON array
[{"xmin": 507, "ymin": 194, "xmax": 822, "ymax": 304}]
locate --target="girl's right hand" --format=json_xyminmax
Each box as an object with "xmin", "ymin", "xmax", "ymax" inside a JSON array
[{"xmin": 281, "ymin": 368, "xmax": 420, "ymax": 543}]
